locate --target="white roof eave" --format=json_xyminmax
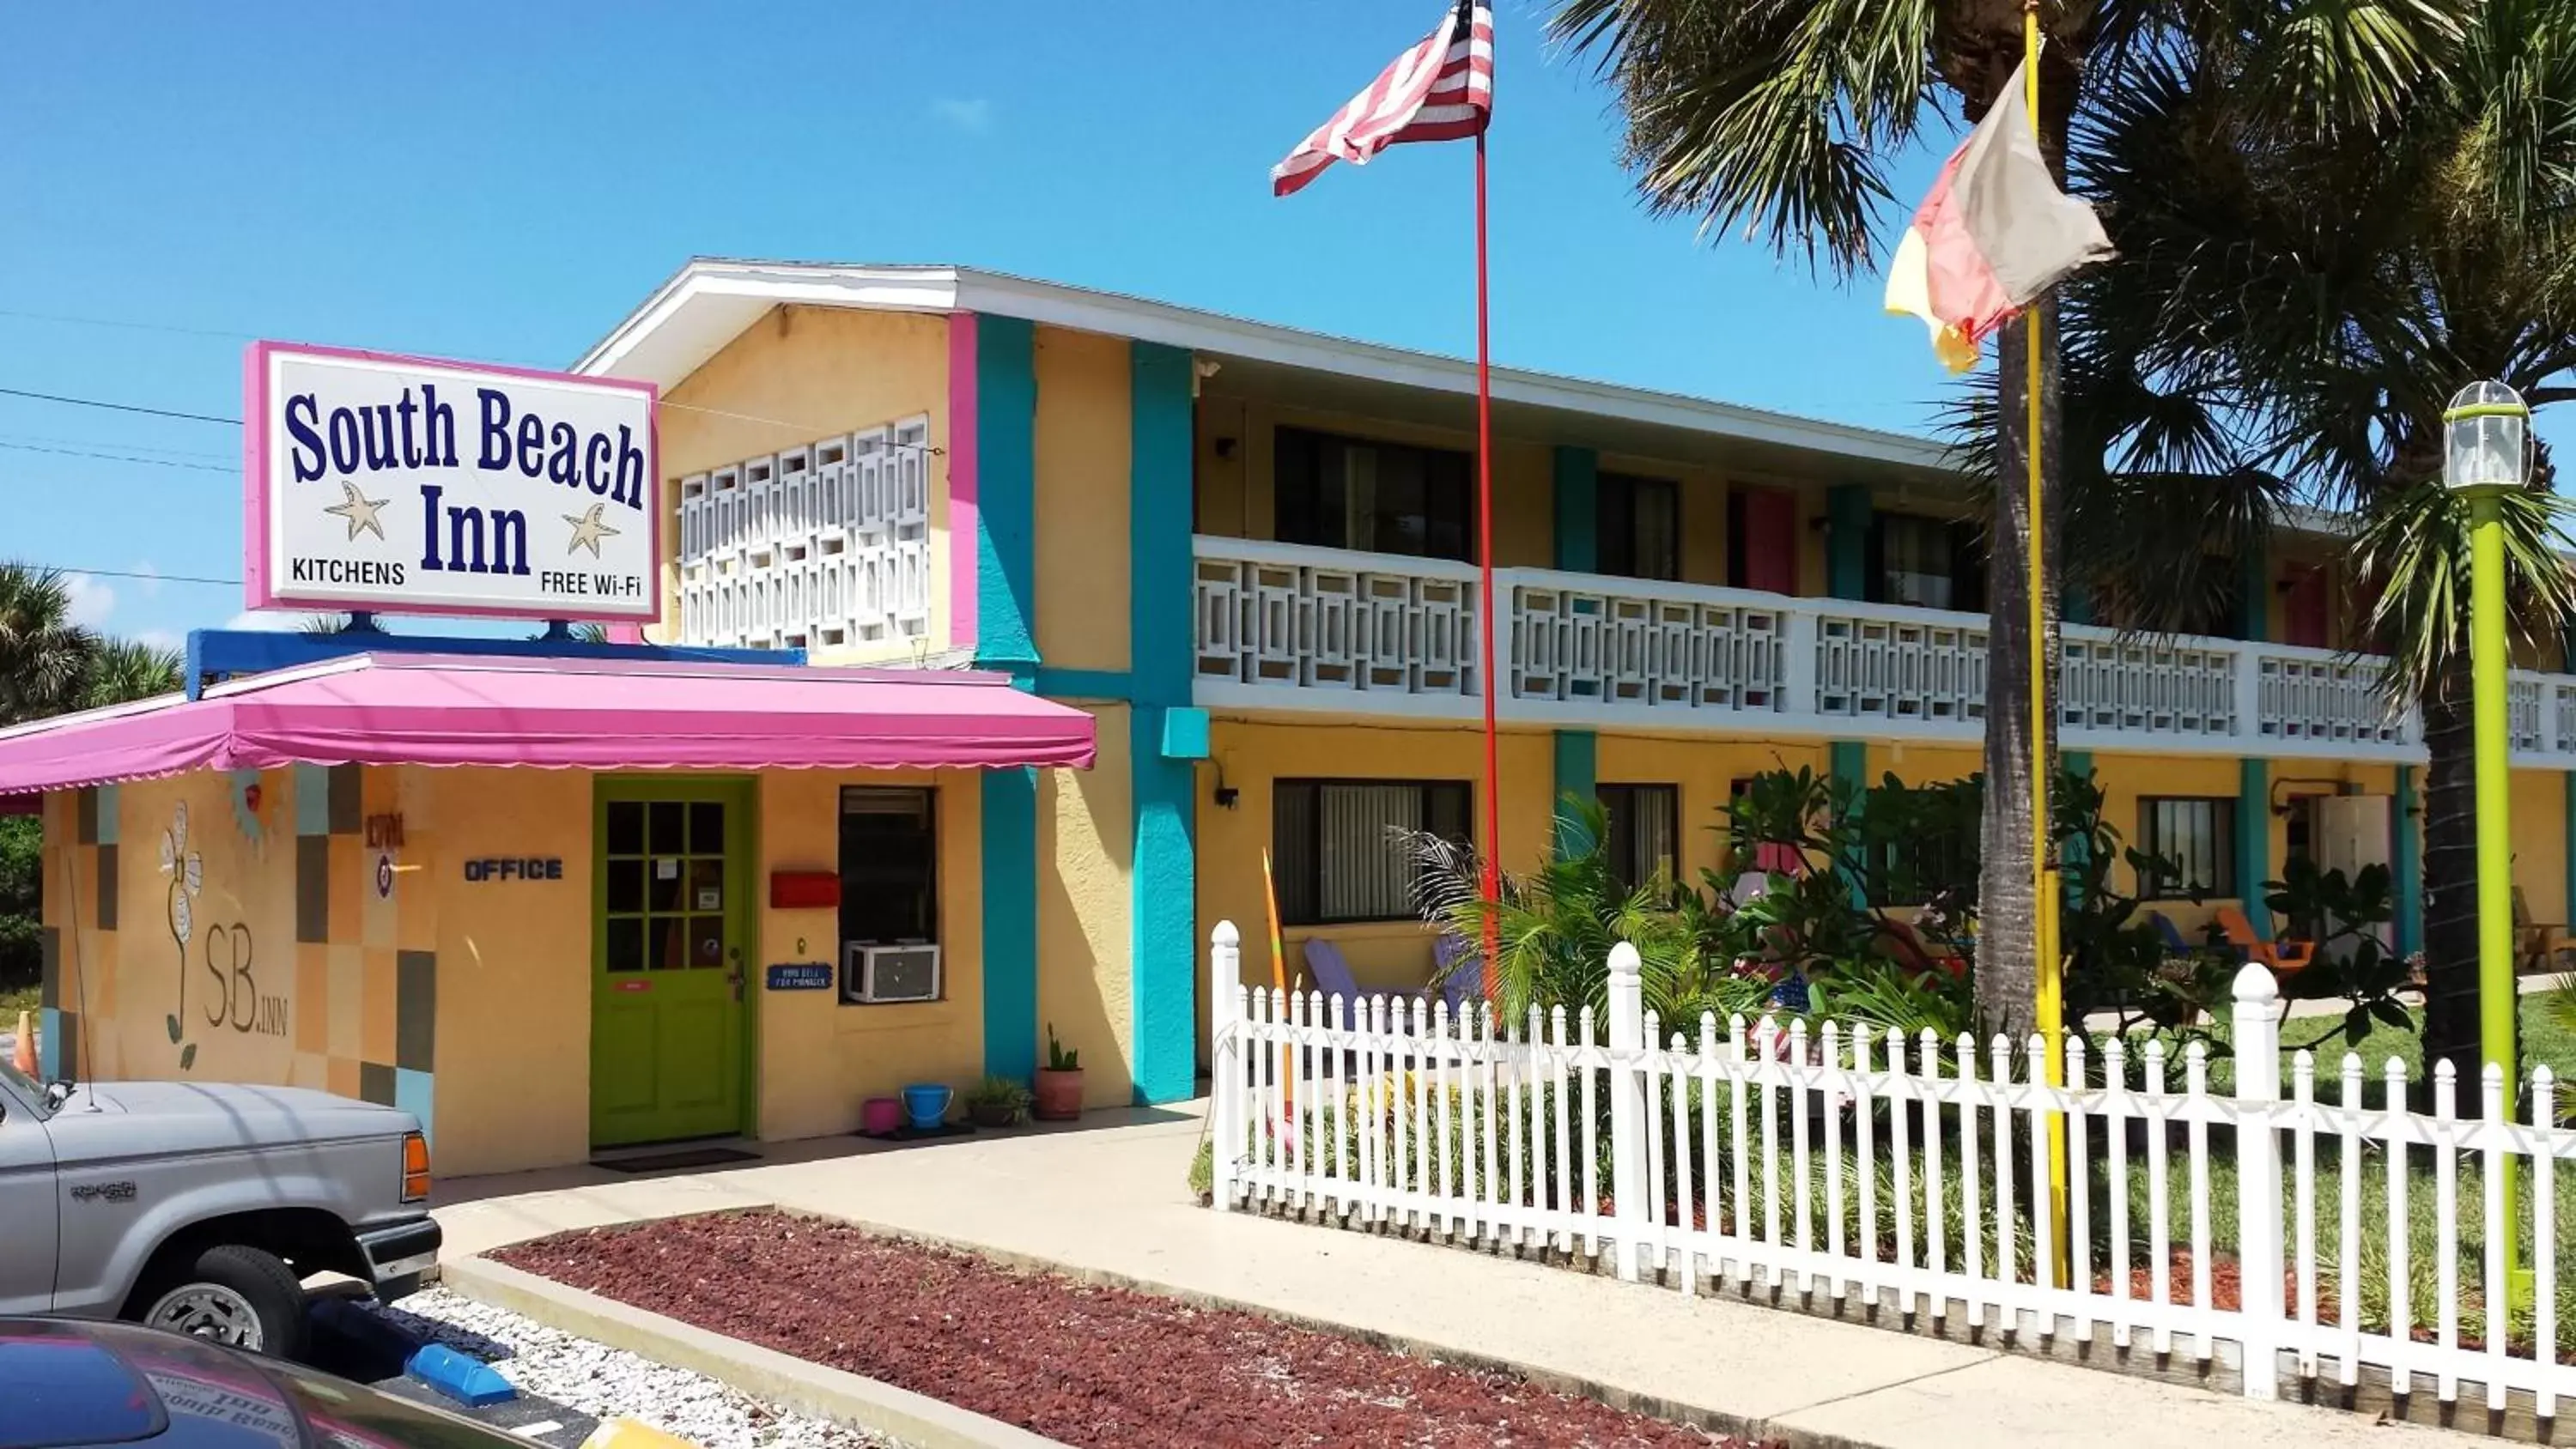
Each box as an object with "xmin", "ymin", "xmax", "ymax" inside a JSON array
[{"xmin": 574, "ymin": 258, "xmax": 1952, "ymax": 473}]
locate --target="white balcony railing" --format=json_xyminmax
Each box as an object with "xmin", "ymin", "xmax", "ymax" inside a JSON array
[{"xmin": 1190, "ymin": 536, "xmax": 2576, "ymax": 764}]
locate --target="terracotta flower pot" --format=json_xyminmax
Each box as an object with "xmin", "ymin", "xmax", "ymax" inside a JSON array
[{"xmin": 1034, "ymin": 1068, "xmax": 1084, "ymax": 1121}]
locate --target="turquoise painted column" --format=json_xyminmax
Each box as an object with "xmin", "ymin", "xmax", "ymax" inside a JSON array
[
  {"xmin": 2061, "ymin": 749, "xmax": 2094, "ymax": 903},
  {"xmin": 2396, "ymin": 765, "xmax": 2424, "ymax": 958},
  {"xmin": 1128, "ymin": 342, "xmax": 1199, "ymax": 1105},
  {"xmin": 973, "ymin": 315, "xmax": 1042, "ymax": 1082},
  {"xmin": 1552, "ymin": 446, "xmax": 1601, "ymax": 858},
  {"xmin": 1553, "ymin": 446, "xmax": 1598, "ymax": 573},
  {"xmin": 2237, "ymin": 758, "xmax": 2272, "ymax": 937},
  {"xmin": 1829, "ymin": 740, "xmax": 1868, "ymax": 904},
  {"xmin": 1553, "ymin": 731, "xmax": 1598, "ymax": 857},
  {"xmin": 1825, "ymin": 483, "xmax": 1873, "ymax": 602},
  {"xmin": 2237, "ymin": 537, "xmax": 2269, "ymax": 641}
]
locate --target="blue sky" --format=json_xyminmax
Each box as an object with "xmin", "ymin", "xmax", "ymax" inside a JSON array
[{"xmin": 0, "ymin": 2, "xmax": 2458, "ymax": 649}]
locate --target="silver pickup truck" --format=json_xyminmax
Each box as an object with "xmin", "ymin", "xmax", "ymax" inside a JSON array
[{"xmin": 0, "ymin": 1053, "xmax": 441, "ymax": 1361}]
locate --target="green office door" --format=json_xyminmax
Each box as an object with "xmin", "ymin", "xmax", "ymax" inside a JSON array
[{"xmin": 592, "ymin": 779, "xmax": 751, "ymax": 1148}]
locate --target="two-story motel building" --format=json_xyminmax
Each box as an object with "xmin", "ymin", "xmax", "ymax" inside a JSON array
[{"xmin": 29, "ymin": 259, "xmax": 2576, "ymax": 1175}]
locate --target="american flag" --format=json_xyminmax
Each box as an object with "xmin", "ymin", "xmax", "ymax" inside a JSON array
[{"xmin": 1271, "ymin": 1, "xmax": 1494, "ymax": 197}]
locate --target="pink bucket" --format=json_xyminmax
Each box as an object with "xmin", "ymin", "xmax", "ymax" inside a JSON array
[{"xmin": 861, "ymin": 1097, "xmax": 903, "ymax": 1136}]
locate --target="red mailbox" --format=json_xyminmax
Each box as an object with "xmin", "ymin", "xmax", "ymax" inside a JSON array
[{"xmin": 769, "ymin": 870, "xmax": 841, "ymax": 909}]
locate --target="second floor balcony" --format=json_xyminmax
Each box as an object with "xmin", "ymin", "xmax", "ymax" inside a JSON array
[{"xmin": 1191, "ymin": 536, "xmax": 2576, "ymax": 767}]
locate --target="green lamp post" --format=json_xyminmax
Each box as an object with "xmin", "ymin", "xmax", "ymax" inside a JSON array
[{"xmin": 2442, "ymin": 379, "xmax": 2530, "ymax": 1307}]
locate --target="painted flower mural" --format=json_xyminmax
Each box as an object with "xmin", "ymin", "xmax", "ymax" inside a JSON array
[{"xmin": 160, "ymin": 800, "xmax": 202, "ymax": 1070}]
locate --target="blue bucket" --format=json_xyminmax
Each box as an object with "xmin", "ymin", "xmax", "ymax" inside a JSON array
[{"xmin": 900, "ymin": 1082, "xmax": 952, "ymax": 1131}]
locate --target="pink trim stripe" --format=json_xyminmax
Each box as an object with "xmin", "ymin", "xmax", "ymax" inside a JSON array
[{"xmin": 946, "ymin": 311, "xmax": 980, "ymax": 652}]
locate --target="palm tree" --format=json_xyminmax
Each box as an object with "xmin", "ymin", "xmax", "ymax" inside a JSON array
[
  {"xmin": 1552, "ymin": 0, "xmax": 2468, "ymax": 1035},
  {"xmin": 76, "ymin": 637, "xmax": 182, "ymax": 710},
  {"xmin": 2059, "ymin": 0, "xmax": 2576, "ymax": 1101},
  {"xmin": 0, "ymin": 563, "xmax": 99, "ymax": 725}
]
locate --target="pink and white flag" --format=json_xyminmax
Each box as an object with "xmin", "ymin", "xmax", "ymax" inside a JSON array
[{"xmin": 1272, "ymin": 1, "xmax": 1493, "ymax": 197}]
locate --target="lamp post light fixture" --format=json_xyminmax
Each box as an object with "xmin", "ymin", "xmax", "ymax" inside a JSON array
[{"xmin": 2441, "ymin": 378, "xmax": 2531, "ymax": 1310}]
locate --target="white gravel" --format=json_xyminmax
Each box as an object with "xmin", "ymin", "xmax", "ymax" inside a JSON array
[{"xmin": 368, "ymin": 1286, "xmax": 897, "ymax": 1449}]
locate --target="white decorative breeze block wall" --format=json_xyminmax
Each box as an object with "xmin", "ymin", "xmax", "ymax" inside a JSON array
[
  {"xmin": 1511, "ymin": 582, "xmax": 1788, "ymax": 713},
  {"xmin": 1811, "ymin": 606, "xmax": 1985, "ymax": 725},
  {"xmin": 675, "ymin": 417, "xmax": 933, "ymax": 651},
  {"xmin": 1186, "ymin": 537, "xmax": 2576, "ymax": 762},
  {"xmin": 1194, "ymin": 546, "xmax": 1477, "ymax": 696},
  {"xmin": 2058, "ymin": 630, "xmax": 2237, "ymax": 740}
]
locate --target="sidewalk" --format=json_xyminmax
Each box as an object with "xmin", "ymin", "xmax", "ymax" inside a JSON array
[{"xmin": 433, "ymin": 1104, "xmax": 2465, "ymax": 1449}]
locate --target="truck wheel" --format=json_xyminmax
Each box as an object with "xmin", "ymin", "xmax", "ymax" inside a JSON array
[{"xmin": 138, "ymin": 1244, "xmax": 311, "ymax": 1360}]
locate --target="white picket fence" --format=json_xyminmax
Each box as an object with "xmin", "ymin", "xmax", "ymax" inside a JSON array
[{"xmin": 1206, "ymin": 922, "xmax": 2576, "ymax": 1414}]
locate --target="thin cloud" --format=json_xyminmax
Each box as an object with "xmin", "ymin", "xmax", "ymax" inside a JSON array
[
  {"xmin": 932, "ymin": 97, "xmax": 994, "ymax": 133},
  {"xmin": 223, "ymin": 610, "xmax": 303, "ymax": 634},
  {"xmin": 62, "ymin": 573, "xmax": 114, "ymax": 628}
]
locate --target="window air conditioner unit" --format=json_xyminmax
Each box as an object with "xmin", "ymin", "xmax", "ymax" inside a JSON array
[{"xmin": 846, "ymin": 943, "xmax": 941, "ymax": 1004}]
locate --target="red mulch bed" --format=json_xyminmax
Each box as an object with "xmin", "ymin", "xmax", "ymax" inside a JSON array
[{"xmin": 495, "ymin": 1210, "xmax": 1760, "ymax": 1448}]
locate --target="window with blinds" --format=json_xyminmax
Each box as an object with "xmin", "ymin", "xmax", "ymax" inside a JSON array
[
  {"xmin": 2140, "ymin": 796, "xmax": 2238, "ymax": 899},
  {"xmin": 1273, "ymin": 779, "xmax": 1473, "ymax": 925},
  {"xmin": 1597, "ymin": 472, "xmax": 1680, "ymax": 581},
  {"xmin": 1596, "ymin": 783, "xmax": 1680, "ymax": 888}
]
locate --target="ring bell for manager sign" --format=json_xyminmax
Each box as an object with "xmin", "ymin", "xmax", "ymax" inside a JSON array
[{"xmin": 245, "ymin": 343, "xmax": 660, "ymax": 622}]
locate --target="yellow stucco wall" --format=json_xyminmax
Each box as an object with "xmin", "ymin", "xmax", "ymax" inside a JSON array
[
  {"xmin": 39, "ymin": 792, "xmax": 113, "ymax": 1061},
  {"xmin": 36, "ymin": 761, "xmax": 1015, "ymax": 1179},
  {"xmin": 1039, "ymin": 703, "xmax": 1136, "ymax": 1106},
  {"xmin": 53, "ymin": 773, "xmax": 299, "ymax": 1086},
  {"xmin": 752, "ymin": 769, "xmax": 987, "ymax": 1141},
  {"xmin": 649, "ymin": 305, "xmax": 955, "ymax": 662},
  {"xmin": 1595, "ymin": 735, "xmax": 1833, "ymax": 883},
  {"xmin": 2088, "ymin": 753, "xmax": 2245, "ymax": 931},
  {"xmin": 1032, "ymin": 326, "xmax": 1133, "ymax": 672},
  {"xmin": 1195, "ymin": 720, "xmax": 1552, "ymax": 1015},
  {"xmin": 2512, "ymin": 768, "xmax": 2568, "ymax": 925},
  {"xmin": 38, "ymin": 769, "xmax": 446, "ymax": 1095},
  {"xmin": 424, "ymin": 767, "xmax": 593, "ymax": 1178}
]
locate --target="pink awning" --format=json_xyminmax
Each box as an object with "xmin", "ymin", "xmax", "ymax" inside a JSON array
[{"xmin": 0, "ymin": 653, "xmax": 1096, "ymax": 795}]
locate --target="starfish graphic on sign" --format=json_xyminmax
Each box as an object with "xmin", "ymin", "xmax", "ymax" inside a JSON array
[
  {"xmin": 562, "ymin": 501, "xmax": 621, "ymax": 557},
  {"xmin": 323, "ymin": 480, "xmax": 388, "ymax": 541}
]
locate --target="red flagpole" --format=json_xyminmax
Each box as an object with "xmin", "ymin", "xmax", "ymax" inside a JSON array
[{"xmin": 1474, "ymin": 129, "xmax": 1501, "ymax": 997}]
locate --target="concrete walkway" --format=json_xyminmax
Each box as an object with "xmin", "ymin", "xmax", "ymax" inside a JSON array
[{"xmin": 433, "ymin": 1104, "xmax": 2470, "ymax": 1449}]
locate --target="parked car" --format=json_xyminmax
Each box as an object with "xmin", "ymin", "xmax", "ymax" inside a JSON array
[
  {"xmin": 0, "ymin": 1054, "xmax": 441, "ymax": 1360},
  {"xmin": 0, "ymin": 1315, "xmax": 526, "ymax": 1449}
]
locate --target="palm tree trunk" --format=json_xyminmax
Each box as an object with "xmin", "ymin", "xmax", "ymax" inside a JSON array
[
  {"xmin": 1978, "ymin": 296, "xmax": 2064, "ymax": 1040},
  {"xmin": 2417, "ymin": 640, "xmax": 2495, "ymax": 1114}
]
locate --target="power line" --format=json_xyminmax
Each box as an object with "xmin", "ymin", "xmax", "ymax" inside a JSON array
[
  {"xmin": 0, "ymin": 308, "xmax": 256, "ymax": 341},
  {"xmin": 0, "ymin": 380, "xmax": 946, "ymax": 460},
  {"xmin": 0, "ymin": 386, "xmax": 239, "ymax": 426},
  {"xmin": 0, "ymin": 441, "xmax": 233, "ymax": 471},
  {"xmin": 7, "ymin": 563, "xmax": 243, "ymax": 586},
  {"xmin": 0, "ymin": 430, "xmax": 234, "ymax": 462}
]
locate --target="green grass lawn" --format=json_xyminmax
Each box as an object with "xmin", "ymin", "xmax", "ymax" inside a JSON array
[
  {"xmin": 0, "ymin": 979, "xmax": 36, "ymax": 1016},
  {"xmin": 2117, "ymin": 991, "xmax": 2576, "ymax": 1353}
]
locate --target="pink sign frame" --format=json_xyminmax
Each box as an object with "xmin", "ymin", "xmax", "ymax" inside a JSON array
[{"xmin": 242, "ymin": 340, "xmax": 664, "ymax": 625}]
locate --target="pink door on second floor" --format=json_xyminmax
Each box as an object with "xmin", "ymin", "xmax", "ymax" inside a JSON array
[
  {"xmin": 2282, "ymin": 565, "xmax": 2330, "ymax": 649},
  {"xmin": 1730, "ymin": 486, "xmax": 1799, "ymax": 596}
]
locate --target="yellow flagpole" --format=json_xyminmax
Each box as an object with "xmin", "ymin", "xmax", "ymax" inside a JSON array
[{"xmin": 2024, "ymin": 0, "xmax": 2070, "ymax": 1290}]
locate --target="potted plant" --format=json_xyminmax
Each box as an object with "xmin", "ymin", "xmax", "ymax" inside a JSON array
[
  {"xmin": 1034, "ymin": 1025, "xmax": 1084, "ymax": 1121},
  {"xmin": 964, "ymin": 1075, "xmax": 1033, "ymax": 1129}
]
